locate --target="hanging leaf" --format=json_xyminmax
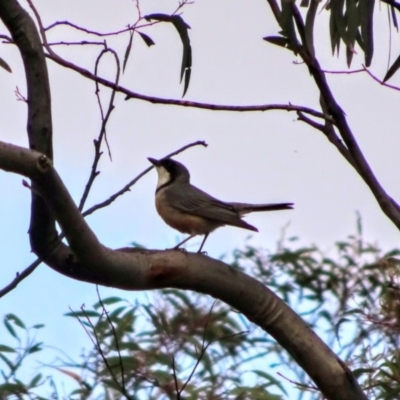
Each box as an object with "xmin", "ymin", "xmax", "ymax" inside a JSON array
[
  {"xmin": 383, "ymin": 52, "xmax": 400, "ymax": 82},
  {"xmin": 390, "ymin": 4, "xmax": 398, "ymax": 29},
  {"xmin": 0, "ymin": 56, "xmax": 11, "ymax": 73},
  {"xmin": 329, "ymin": 5, "xmax": 341, "ymax": 55},
  {"xmin": 145, "ymin": 13, "xmax": 192, "ymax": 97},
  {"xmin": 359, "ymin": 0, "xmax": 375, "ymax": 67},
  {"xmin": 138, "ymin": 32, "xmax": 155, "ymax": 47},
  {"xmin": 346, "ymin": 0, "xmax": 358, "ymax": 66},
  {"xmin": 122, "ymin": 30, "xmax": 134, "ymax": 72},
  {"xmin": 305, "ymin": 0, "xmax": 319, "ymax": 57},
  {"xmin": 280, "ymin": 0, "xmax": 299, "ymax": 53}
]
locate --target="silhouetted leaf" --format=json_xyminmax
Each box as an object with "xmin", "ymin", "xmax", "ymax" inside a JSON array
[
  {"xmin": 0, "ymin": 345, "xmax": 14, "ymax": 353},
  {"xmin": 0, "ymin": 56, "xmax": 11, "ymax": 73},
  {"xmin": 138, "ymin": 31, "xmax": 155, "ymax": 47},
  {"xmin": 123, "ymin": 30, "xmax": 134, "ymax": 72},
  {"xmin": 346, "ymin": 0, "xmax": 358, "ymax": 67},
  {"xmin": 280, "ymin": 0, "xmax": 298, "ymax": 53},
  {"xmin": 262, "ymin": 36, "xmax": 289, "ymax": 48},
  {"xmin": 305, "ymin": 0, "xmax": 319, "ymax": 57},
  {"xmin": 359, "ymin": 0, "xmax": 375, "ymax": 66},
  {"xmin": 383, "ymin": 52, "xmax": 400, "ymax": 82},
  {"xmin": 145, "ymin": 13, "xmax": 192, "ymax": 96}
]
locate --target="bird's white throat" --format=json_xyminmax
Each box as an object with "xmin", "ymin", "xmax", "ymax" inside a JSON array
[{"xmin": 155, "ymin": 166, "xmax": 171, "ymax": 189}]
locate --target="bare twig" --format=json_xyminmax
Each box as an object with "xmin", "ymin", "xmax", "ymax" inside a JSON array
[
  {"xmin": 78, "ymin": 47, "xmax": 120, "ymax": 211},
  {"xmin": 75, "ymin": 305, "xmax": 134, "ymax": 400},
  {"xmin": 82, "ymin": 140, "xmax": 207, "ymax": 217},
  {"xmin": 176, "ymin": 300, "xmax": 247, "ymax": 397},
  {"xmin": 297, "ymin": 111, "xmax": 360, "ymax": 173},
  {"xmin": 0, "ymin": 259, "xmax": 41, "ymax": 298},
  {"xmin": 96, "ymin": 286, "xmax": 126, "ymax": 392},
  {"xmin": 363, "ymin": 65, "xmax": 400, "ymax": 92},
  {"xmin": 277, "ymin": 371, "xmax": 318, "ymax": 391},
  {"xmin": 46, "ymin": 49, "xmax": 332, "ymax": 120},
  {"xmin": 47, "ymin": 40, "xmax": 105, "ymax": 47}
]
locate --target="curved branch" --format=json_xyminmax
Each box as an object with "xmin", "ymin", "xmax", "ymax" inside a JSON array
[
  {"xmin": 0, "ymin": 0, "xmax": 57, "ymax": 258},
  {"xmin": 0, "ymin": 139, "xmax": 366, "ymax": 400}
]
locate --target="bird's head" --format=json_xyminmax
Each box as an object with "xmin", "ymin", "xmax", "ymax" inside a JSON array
[{"xmin": 148, "ymin": 157, "xmax": 190, "ymax": 189}]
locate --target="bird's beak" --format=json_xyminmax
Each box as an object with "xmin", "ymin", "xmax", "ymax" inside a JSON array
[{"xmin": 148, "ymin": 157, "xmax": 160, "ymax": 167}]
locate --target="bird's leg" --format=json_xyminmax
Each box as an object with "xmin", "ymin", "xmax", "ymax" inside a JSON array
[
  {"xmin": 197, "ymin": 233, "xmax": 209, "ymax": 253},
  {"xmin": 172, "ymin": 234, "xmax": 196, "ymax": 250}
]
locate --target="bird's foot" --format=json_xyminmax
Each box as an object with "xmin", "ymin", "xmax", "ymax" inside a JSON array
[{"xmin": 168, "ymin": 246, "xmax": 187, "ymax": 252}]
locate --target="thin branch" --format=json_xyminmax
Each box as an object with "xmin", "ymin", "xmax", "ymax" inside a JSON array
[
  {"xmin": 45, "ymin": 50, "xmax": 331, "ymax": 119},
  {"xmin": 96, "ymin": 286, "xmax": 126, "ymax": 393},
  {"xmin": 297, "ymin": 111, "xmax": 360, "ymax": 173},
  {"xmin": 78, "ymin": 47, "xmax": 120, "ymax": 211},
  {"xmin": 363, "ymin": 65, "xmax": 400, "ymax": 92},
  {"xmin": 74, "ymin": 305, "xmax": 133, "ymax": 400},
  {"xmin": 277, "ymin": 1, "xmax": 400, "ymax": 230},
  {"xmin": 82, "ymin": 140, "xmax": 207, "ymax": 217},
  {"xmin": 171, "ymin": 356, "xmax": 180, "ymax": 399},
  {"xmin": 0, "ymin": 259, "xmax": 41, "ymax": 298},
  {"xmin": 323, "ymin": 69, "xmax": 365, "ymax": 75},
  {"xmin": 47, "ymin": 40, "xmax": 105, "ymax": 47}
]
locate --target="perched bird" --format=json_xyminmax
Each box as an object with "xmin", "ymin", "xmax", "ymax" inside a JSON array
[{"xmin": 148, "ymin": 157, "xmax": 293, "ymax": 253}]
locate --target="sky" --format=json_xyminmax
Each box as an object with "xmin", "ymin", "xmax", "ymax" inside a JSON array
[{"xmin": 1, "ymin": 0, "xmax": 400, "ymax": 397}]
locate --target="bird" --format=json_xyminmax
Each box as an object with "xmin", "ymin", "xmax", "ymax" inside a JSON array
[{"xmin": 148, "ymin": 157, "xmax": 293, "ymax": 253}]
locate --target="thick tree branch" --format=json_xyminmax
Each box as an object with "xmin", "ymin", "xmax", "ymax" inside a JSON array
[
  {"xmin": 0, "ymin": 139, "xmax": 367, "ymax": 400},
  {"xmin": 0, "ymin": 0, "xmax": 57, "ymax": 257}
]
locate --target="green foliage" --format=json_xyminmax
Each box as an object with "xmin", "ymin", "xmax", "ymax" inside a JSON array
[
  {"xmin": 1, "ymin": 219, "xmax": 400, "ymax": 399},
  {"xmin": 0, "ymin": 315, "xmax": 48, "ymax": 399},
  {"xmin": 232, "ymin": 217, "xmax": 400, "ymax": 399},
  {"xmin": 58, "ymin": 291, "xmax": 284, "ymax": 399}
]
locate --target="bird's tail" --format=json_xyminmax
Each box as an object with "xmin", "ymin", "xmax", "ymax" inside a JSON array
[{"xmin": 230, "ymin": 202, "xmax": 294, "ymax": 216}]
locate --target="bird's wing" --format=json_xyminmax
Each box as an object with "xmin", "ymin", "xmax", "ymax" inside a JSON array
[{"xmin": 166, "ymin": 184, "xmax": 257, "ymax": 230}]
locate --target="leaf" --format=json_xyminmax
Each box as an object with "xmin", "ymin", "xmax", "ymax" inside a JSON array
[
  {"xmin": 0, "ymin": 345, "xmax": 15, "ymax": 352},
  {"xmin": 305, "ymin": 0, "xmax": 319, "ymax": 57},
  {"xmin": 4, "ymin": 317, "xmax": 17, "ymax": 339},
  {"xmin": 383, "ymin": 52, "xmax": 400, "ymax": 82},
  {"xmin": 345, "ymin": 0, "xmax": 358, "ymax": 67},
  {"xmin": 145, "ymin": 13, "xmax": 192, "ymax": 97},
  {"xmin": 64, "ymin": 310, "xmax": 100, "ymax": 318},
  {"xmin": 123, "ymin": 30, "xmax": 134, "ymax": 73},
  {"xmin": 29, "ymin": 373, "xmax": 43, "ymax": 387},
  {"xmin": 138, "ymin": 31, "xmax": 155, "ymax": 47},
  {"xmin": 280, "ymin": 0, "xmax": 298, "ymax": 53},
  {"xmin": 28, "ymin": 342, "xmax": 42, "ymax": 354},
  {"xmin": 358, "ymin": 0, "xmax": 375, "ymax": 66},
  {"xmin": 6, "ymin": 313, "xmax": 25, "ymax": 329},
  {"xmin": 0, "ymin": 56, "xmax": 11, "ymax": 73},
  {"xmin": 262, "ymin": 36, "xmax": 289, "ymax": 49},
  {"xmin": 94, "ymin": 296, "xmax": 124, "ymax": 308}
]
